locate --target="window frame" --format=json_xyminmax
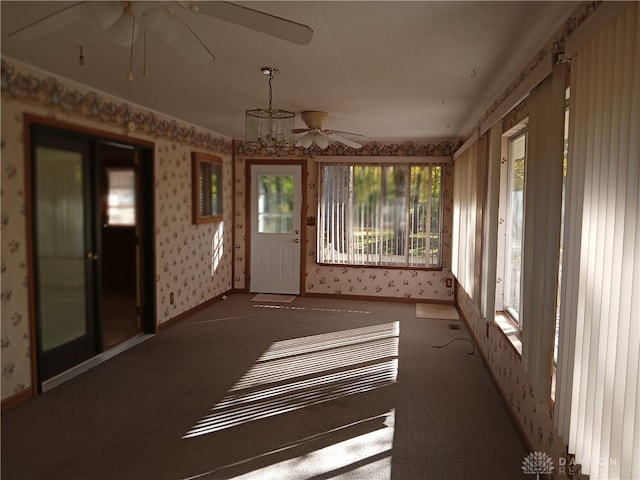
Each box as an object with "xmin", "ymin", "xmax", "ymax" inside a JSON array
[
  {"xmin": 504, "ymin": 128, "xmax": 527, "ymax": 327},
  {"xmin": 496, "ymin": 120, "xmax": 528, "ymax": 335},
  {"xmin": 191, "ymin": 152, "xmax": 223, "ymax": 224},
  {"xmin": 317, "ymin": 162, "xmax": 444, "ymax": 269}
]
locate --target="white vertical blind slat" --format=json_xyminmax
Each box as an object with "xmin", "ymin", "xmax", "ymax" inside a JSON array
[
  {"xmin": 555, "ymin": 4, "xmax": 639, "ymax": 478},
  {"xmin": 520, "ymin": 63, "xmax": 565, "ymax": 397},
  {"xmin": 452, "ymin": 140, "xmax": 486, "ymax": 300}
]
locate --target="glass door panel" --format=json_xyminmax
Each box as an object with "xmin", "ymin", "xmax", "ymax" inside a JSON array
[
  {"xmin": 257, "ymin": 173, "xmax": 294, "ymax": 233},
  {"xmin": 32, "ymin": 127, "xmax": 98, "ymax": 383},
  {"xmin": 36, "ymin": 147, "xmax": 88, "ymax": 351}
]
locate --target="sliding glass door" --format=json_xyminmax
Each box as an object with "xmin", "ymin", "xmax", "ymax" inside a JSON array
[{"xmin": 32, "ymin": 127, "xmax": 99, "ymax": 382}]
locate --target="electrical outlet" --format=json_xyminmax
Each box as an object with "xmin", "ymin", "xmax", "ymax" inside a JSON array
[
  {"xmin": 445, "ymin": 278, "xmax": 453, "ymax": 288},
  {"xmin": 170, "ymin": 292, "xmax": 174, "ymax": 304}
]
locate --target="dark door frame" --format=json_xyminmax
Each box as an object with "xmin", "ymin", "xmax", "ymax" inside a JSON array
[{"xmin": 24, "ymin": 114, "xmax": 156, "ymax": 393}]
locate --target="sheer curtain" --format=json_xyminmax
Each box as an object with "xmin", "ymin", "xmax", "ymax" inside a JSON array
[{"xmin": 554, "ymin": 3, "xmax": 639, "ymax": 479}]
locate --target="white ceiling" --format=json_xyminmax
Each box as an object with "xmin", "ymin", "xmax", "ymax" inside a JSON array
[{"xmin": 1, "ymin": 1, "xmax": 578, "ymax": 143}]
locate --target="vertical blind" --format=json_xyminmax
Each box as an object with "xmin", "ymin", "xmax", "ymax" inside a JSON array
[
  {"xmin": 554, "ymin": 4, "xmax": 639, "ymax": 479},
  {"xmin": 452, "ymin": 138, "xmax": 486, "ymax": 300},
  {"xmin": 520, "ymin": 63, "xmax": 567, "ymax": 398},
  {"xmin": 480, "ymin": 122, "xmax": 503, "ymax": 318}
]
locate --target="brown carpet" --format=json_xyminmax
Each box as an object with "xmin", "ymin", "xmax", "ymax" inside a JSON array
[{"xmin": 1, "ymin": 294, "xmax": 529, "ymax": 479}]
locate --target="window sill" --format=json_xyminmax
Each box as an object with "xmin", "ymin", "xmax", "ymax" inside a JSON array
[
  {"xmin": 495, "ymin": 311, "xmax": 522, "ymax": 355},
  {"xmin": 316, "ymin": 261, "xmax": 443, "ymax": 271}
]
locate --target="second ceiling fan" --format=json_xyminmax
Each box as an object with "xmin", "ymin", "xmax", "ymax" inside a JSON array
[
  {"xmin": 294, "ymin": 111, "xmax": 364, "ymax": 150},
  {"xmin": 9, "ymin": 1, "xmax": 314, "ymax": 68}
]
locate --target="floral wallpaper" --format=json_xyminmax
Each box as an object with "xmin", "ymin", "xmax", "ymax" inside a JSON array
[
  {"xmin": 456, "ymin": 288, "xmax": 572, "ymax": 478},
  {"xmin": 155, "ymin": 144, "xmax": 232, "ymax": 324},
  {"xmin": 234, "ymin": 144, "xmax": 457, "ymax": 302},
  {"xmin": 1, "ymin": 59, "xmax": 233, "ymax": 403},
  {"xmin": 154, "ymin": 146, "xmax": 233, "ymax": 324},
  {"xmin": 1, "ymin": 105, "xmax": 32, "ymax": 401}
]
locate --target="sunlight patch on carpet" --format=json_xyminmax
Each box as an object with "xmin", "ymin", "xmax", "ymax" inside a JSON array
[
  {"xmin": 416, "ymin": 303, "xmax": 459, "ymax": 320},
  {"xmin": 251, "ymin": 294, "xmax": 296, "ymax": 303},
  {"xmin": 183, "ymin": 322, "xmax": 399, "ymax": 439}
]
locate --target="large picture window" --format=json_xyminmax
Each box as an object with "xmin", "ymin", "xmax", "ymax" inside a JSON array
[{"xmin": 318, "ymin": 163, "xmax": 443, "ymax": 268}]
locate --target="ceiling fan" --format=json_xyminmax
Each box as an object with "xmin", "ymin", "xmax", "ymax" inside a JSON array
[
  {"xmin": 294, "ymin": 111, "xmax": 364, "ymax": 150},
  {"xmin": 9, "ymin": 1, "xmax": 313, "ymax": 68}
]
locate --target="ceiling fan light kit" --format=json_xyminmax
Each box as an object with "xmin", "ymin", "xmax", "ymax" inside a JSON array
[{"xmin": 245, "ymin": 67, "xmax": 295, "ymax": 147}]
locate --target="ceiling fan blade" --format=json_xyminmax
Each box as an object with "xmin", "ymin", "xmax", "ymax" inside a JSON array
[
  {"xmin": 292, "ymin": 128, "xmax": 312, "ymax": 134},
  {"xmin": 296, "ymin": 132, "xmax": 314, "ymax": 149},
  {"xmin": 192, "ymin": 1, "xmax": 313, "ymax": 45},
  {"xmin": 329, "ymin": 129, "xmax": 365, "ymax": 138},
  {"xmin": 155, "ymin": 8, "xmax": 215, "ymax": 65},
  {"xmin": 106, "ymin": 12, "xmax": 139, "ymax": 47},
  {"xmin": 328, "ymin": 133, "xmax": 363, "ymax": 149},
  {"xmin": 132, "ymin": 3, "xmax": 169, "ymax": 33},
  {"xmin": 83, "ymin": 1, "xmax": 125, "ymax": 30},
  {"xmin": 314, "ymin": 132, "xmax": 330, "ymax": 150},
  {"xmin": 9, "ymin": 2, "xmax": 85, "ymax": 40}
]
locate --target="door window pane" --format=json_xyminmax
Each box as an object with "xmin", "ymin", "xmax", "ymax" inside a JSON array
[{"xmin": 257, "ymin": 174, "xmax": 294, "ymax": 233}]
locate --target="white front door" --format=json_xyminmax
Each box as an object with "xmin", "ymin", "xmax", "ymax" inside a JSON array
[{"xmin": 250, "ymin": 164, "xmax": 302, "ymax": 294}]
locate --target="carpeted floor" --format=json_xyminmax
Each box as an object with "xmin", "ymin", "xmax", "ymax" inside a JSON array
[{"xmin": 1, "ymin": 294, "xmax": 530, "ymax": 479}]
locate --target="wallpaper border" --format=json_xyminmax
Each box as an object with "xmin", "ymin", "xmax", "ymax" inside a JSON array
[{"xmin": 0, "ymin": 59, "xmax": 233, "ymax": 154}]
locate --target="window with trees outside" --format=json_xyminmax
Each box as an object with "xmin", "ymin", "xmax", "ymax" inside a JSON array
[
  {"xmin": 505, "ymin": 129, "xmax": 527, "ymax": 327},
  {"xmin": 318, "ymin": 163, "xmax": 443, "ymax": 268}
]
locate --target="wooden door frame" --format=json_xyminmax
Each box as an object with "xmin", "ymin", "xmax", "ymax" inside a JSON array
[
  {"xmin": 23, "ymin": 114, "xmax": 156, "ymax": 395},
  {"xmin": 245, "ymin": 159, "xmax": 307, "ymax": 296}
]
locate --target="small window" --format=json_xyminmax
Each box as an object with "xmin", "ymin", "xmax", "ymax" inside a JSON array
[
  {"xmin": 192, "ymin": 152, "xmax": 223, "ymax": 224},
  {"xmin": 106, "ymin": 168, "xmax": 136, "ymax": 226}
]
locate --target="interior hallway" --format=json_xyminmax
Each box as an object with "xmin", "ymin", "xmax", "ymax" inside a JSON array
[{"xmin": 1, "ymin": 294, "xmax": 530, "ymax": 479}]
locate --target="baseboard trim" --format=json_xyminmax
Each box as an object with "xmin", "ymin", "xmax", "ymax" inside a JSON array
[
  {"xmin": 1, "ymin": 387, "xmax": 34, "ymax": 412},
  {"xmin": 303, "ymin": 291, "xmax": 455, "ymax": 305},
  {"xmin": 455, "ymin": 295, "xmax": 535, "ymax": 454},
  {"xmin": 156, "ymin": 291, "xmax": 231, "ymax": 332}
]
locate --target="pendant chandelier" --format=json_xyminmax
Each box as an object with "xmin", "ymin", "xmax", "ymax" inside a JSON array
[{"xmin": 245, "ymin": 67, "xmax": 295, "ymax": 147}]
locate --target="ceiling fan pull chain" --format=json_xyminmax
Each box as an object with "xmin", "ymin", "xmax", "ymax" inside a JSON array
[
  {"xmin": 127, "ymin": 16, "xmax": 136, "ymax": 82},
  {"xmin": 268, "ymin": 72, "xmax": 273, "ymax": 110},
  {"xmin": 143, "ymin": 30, "xmax": 148, "ymax": 76}
]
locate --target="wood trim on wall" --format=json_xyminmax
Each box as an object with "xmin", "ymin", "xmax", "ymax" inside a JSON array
[
  {"xmin": 304, "ymin": 292, "xmax": 455, "ymax": 305},
  {"xmin": 156, "ymin": 292, "xmax": 231, "ymax": 332},
  {"xmin": 455, "ymin": 288, "xmax": 535, "ymax": 454},
  {"xmin": 1, "ymin": 387, "xmax": 34, "ymax": 412}
]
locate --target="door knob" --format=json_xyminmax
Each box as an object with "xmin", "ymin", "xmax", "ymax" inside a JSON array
[{"xmin": 87, "ymin": 252, "xmax": 98, "ymax": 260}]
